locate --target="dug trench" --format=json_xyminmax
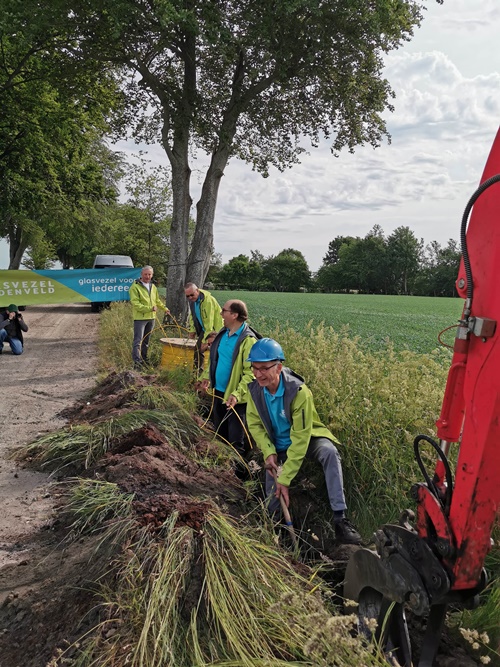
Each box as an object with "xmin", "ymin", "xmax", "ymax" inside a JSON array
[{"xmin": 0, "ymin": 307, "xmax": 481, "ymax": 667}]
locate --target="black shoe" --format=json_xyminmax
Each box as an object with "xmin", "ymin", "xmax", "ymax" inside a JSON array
[{"xmin": 335, "ymin": 518, "xmax": 362, "ymax": 545}]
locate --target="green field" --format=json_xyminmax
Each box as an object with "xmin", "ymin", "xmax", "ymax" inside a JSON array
[{"xmin": 213, "ymin": 291, "xmax": 463, "ymax": 355}]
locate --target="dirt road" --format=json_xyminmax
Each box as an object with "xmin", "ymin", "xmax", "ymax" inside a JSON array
[{"xmin": 0, "ymin": 304, "xmax": 99, "ymax": 564}]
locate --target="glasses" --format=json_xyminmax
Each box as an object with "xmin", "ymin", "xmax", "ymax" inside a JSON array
[
  {"xmin": 185, "ymin": 293, "xmax": 196, "ymax": 298},
  {"xmin": 221, "ymin": 308, "xmax": 233, "ymax": 313},
  {"xmin": 251, "ymin": 363, "xmax": 279, "ymax": 374}
]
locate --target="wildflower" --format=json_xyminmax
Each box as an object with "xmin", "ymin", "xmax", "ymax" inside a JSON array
[
  {"xmin": 343, "ymin": 598, "xmax": 358, "ymax": 608},
  {"xmin": 363, "ymin": 616, "xmax": 378, "ymax": 633},
  {"xmin": 480, "ymin": 656, "xmax": 491, "ymax": 665},
  {"xmin": 460, "ymin": 627, "xmax": 475, "ymax": 644}
]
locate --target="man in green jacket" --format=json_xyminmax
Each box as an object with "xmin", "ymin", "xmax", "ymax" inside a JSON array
[
  {"xmin": 199, "ymin": 299, "xmax": 257, "ymax": 466},
  {"xmin": 184, "ymin": 282, "xmax": 223, "ymax": 372},
  {"xmin": 129, "ymin": 265, "xmax": 169, "ymax": 368},
  {"xmin": 246, "ymin": 337, "xmax": 361, "ymax": 544}
]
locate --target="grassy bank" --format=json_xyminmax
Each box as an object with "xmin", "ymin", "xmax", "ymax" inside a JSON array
[{"xmin": 95, "ymin": 302, "xmax": 499, "ymax": 662}]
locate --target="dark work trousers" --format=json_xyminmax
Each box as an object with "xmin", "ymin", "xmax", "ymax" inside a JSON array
[
  {"xmin": 266, "ymin": 437, "xmax": 348, "ymax": 515},
  {"xmin": 193, "ymin": 331, "xmax": 205, "ymax": 374},
  {"xmin": 212, "ymin": 389, "xmax": 249, "ymax": 458},
  {"xmin": 132, "ymin": 319, "xmax": 155, "ymax": 364}
]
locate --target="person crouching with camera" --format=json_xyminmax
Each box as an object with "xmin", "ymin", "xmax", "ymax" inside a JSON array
[{"xmin": 0, "ymin": 304, "xmax": 28, "ymax": 355}]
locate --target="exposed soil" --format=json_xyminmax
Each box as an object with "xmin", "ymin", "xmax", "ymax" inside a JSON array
[
  {"xmin": 0, "ymin": 305, "xmax": 483, "ymax": 667},
  {"xmin": 0, "ymin": 304, "xmax": 100, "ymax": 565}
]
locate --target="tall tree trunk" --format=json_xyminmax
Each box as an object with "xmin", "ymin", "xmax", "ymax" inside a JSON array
[
  {"xmin": 164, "ymin": 130, "xmax": 192, "ymax": 322},
  {"xmin": 188, "ymin": 148, "xmax": 230, "ymax": 287},
  {"xmin": 8, "ymin": 223, "xmax": 27, "ymax": 269}
]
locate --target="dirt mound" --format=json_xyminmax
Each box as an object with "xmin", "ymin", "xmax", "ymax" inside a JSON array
[
  {"xmin": 134, "ymin": 495, "xmax": 213, "ymax": 531},
  {"xmin": 60, "ymin": 370, "xmax": 150, "ymax": 422},
  {"xmin": 100, "ymin": 429, "xmax": 241, "ymax": 504},
  {"xmin": 0, "ymin": 373, "xmax": 251, "ymax": 667},
  {"xmin": 0, "ymin": 369, "xmax": 485, "ymax": 667}
]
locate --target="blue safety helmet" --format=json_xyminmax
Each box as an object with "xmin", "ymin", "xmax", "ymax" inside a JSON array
[{"xmin": 247, "ymin": 338, "xmax": 285, "ymax": 363}]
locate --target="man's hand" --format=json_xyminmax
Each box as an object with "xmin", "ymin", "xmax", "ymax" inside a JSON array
[
  {"xmin": 275, "ymin": 482, "xmax": 290, "ymax": 508},
  {"xmin": 264, "ymin": 454, "xmax": 278, "ymax": 474},
  {"xmin": 188, "ymin": 332, "xmax": 196, "ymax": 340},
  {"xmin": 198, "ymin": 379, "xmax": 210, "ymax": 394},
  {"xmin": 205, "ymin": 332, "xmax": 217, "ymax": 348},
  {"xmin": 225, "ymin": 394, "xmax": 238, "ymax": 409},
  {"xmin": 8, "ymin": 312, "xmax": 15, "ymax": 320},
  {"xmin": 152, "ymin": 305, "xmax": 158, "ymax": 312}
]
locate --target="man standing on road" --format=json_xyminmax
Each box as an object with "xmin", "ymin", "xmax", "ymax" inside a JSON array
[
  {"xmin": 184, "ymin": 282, "xmax": 223, "ymax": 373},
  {"xmin": 246, "ymin": 338, "xmax": 362, "ymax": 545},
  {"xmin": 0, "ymin": 304, "xmax": 28, "ymax": 355},
  {"xmin": 199, "ymin": 300, "xmax": 257, "ymax": 469},
  {"xmin": 129, "ymin": 266, "xmax": 169, "ymax": 369}
]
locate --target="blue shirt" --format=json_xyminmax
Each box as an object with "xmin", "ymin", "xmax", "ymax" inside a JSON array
[
  {"xmin": 264, "ymin": 377, "xmax": 292, "ymax": 451},
  {"xmin": 194, "ymin": 296, "xmax": 204, "ymax": 332},
  {"xmin": 214, "ymin": 323, "xmax": 245, "ymax": 392}
]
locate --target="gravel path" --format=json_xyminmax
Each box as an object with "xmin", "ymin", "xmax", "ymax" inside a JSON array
[{"xmin": 0, "ymin": 303, "xmax": 99, "ymax": 564}]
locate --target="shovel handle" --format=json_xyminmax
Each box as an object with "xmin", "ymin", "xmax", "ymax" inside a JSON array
[{"xmin": 271, "ymin": 469, "xmax": 297, "ymax": 543}]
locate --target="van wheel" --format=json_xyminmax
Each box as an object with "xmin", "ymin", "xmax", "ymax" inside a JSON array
[{"xmin": 90, "ymin": 302, "xmax": 100, "ymax": 313}]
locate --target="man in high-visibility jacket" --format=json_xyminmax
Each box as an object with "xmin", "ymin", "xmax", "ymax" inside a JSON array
[
  {"xmin": 184, "ymin": 282, "xmax": 223, "ymax": 372},
  {"xmin": 199, "ymin": 299, "xmax": 257, "ymax": 471},
  {"xmin": 129, "ymin": 265, "xmax": 169, "ymax": 368},
  {"xmin": 246, "ymin": 337, "xmax": 361, "ymax": 544}
]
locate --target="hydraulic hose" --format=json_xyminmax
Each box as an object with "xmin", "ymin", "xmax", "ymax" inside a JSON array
[
  {"xmin": 414, "ymin": 434, "xmax": 454, "ymax": 516},
  {"xmin": 460, "ymin": 173, "xmax": 500, "ymax": 308}
]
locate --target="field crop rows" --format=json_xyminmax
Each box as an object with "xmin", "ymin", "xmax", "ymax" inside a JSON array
[{"xmin": 213, "ymin": 291, "xmax": 463, "ymax": 355}]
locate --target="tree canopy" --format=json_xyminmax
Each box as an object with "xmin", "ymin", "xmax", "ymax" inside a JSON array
[
  {"xmin": 29, "ymin": 0, "xmax": 433, "ymax": 317},
  {"xmin": 0, "ymin": 1, "xmax": 123, "ymax": 268}
]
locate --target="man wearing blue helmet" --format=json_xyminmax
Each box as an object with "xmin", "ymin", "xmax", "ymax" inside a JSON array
[{"xmin": 246, "ymin": 338, "xmax": 361, "ymax": 544}]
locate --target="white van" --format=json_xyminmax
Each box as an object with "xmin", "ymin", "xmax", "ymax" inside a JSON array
[
  {"xmin": 93, "ymin": 254, "xmax": 134, "ymax": 269},
  {"xmin": 91, "ymin": 255, "xmax": 135, "ymax": 311}
]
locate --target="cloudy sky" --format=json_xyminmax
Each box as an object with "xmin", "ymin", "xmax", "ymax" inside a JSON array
[{"xmin": 2, "ymin": 1, "xmax": 499, "ymax": 271}]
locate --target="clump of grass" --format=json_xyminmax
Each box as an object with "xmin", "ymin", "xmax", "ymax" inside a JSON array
[
  {"xmin": 136, "ymin": 384, "xmax": 198, "ymax": 416},
  {"xmin": 69, "ymin": 509, "xmax": 387, "ymax": 667},
  {"xmin": 157, "ymin": 364, "xmax": 196, "ymax": 390},
  {"xmin": 15, "ymin": 408, "xmax": 206, "ymax": 471},
  {"xmin": 66, "ymin": 479, "xmax": 135, "ymax": 535},
  {"xmin": 62, "ymin": 478, "xmax": 137, "ymax": 558}
]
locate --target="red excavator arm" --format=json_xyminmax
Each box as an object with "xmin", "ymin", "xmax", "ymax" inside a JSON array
[{"xmin": 345, "ymin": 128, "xmax": 500, "ymax": 666}]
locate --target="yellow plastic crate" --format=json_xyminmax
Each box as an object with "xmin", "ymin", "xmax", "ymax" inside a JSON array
[{"xmin": 160, "ymin": 337, "xmax": 196, "ymax": 370}]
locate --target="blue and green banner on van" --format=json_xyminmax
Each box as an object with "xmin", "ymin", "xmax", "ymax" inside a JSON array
[{"xmin": 0, "ymin": 269, "xmax": 141, "ymax": 306}]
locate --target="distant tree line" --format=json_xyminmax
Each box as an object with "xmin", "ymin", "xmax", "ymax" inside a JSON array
[{"xmin": 208, "ymin": 225, "xmax": 462, "ymax": 297}]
